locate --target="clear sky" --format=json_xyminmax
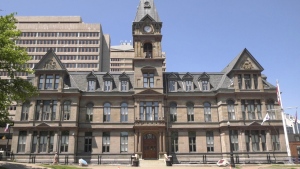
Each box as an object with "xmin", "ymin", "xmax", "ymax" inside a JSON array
[{"xmin": 1, "ymin": 0, "xmax": 300, "ymax": 116}]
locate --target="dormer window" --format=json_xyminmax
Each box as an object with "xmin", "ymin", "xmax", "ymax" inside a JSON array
[
  {"xmin": 104, "ymin": 80, "xmax": 112, "ymax": 91},
  {"xmin": 38, "ymin": 74, "xmax": 60, "ymax": 90},
  {"xmin": 185, "ymin": 80, "xmax": 193, "ymax": 91},
  {"xmin": 169, "ymin": 80, "xmax": 176, "ymax": 92},
  {"xmin": 121, "ymin": 80, "xmax": 128, "ymax": 92},
  {"xmin": 88, "ymin": 80, "xmax": 95, "ymax": 91},
  {"xmin": 202, "ymin": 80, "xmax": 209, "ymax": 91},
  {"xmin": 198, "ymin": 72, "xmax": 210, "ymax": 91},
  {"xmin": 244, "ymin": 74, "xmax": 251, "ymax": 89}
]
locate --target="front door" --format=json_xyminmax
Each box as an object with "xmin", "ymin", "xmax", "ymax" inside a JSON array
[{"xmin": 142, "ymin": 133, "xmax": 157, "ymax": 159}]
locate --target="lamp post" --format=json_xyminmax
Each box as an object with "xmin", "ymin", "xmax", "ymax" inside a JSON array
[{"xmin": 227, "ymin": 121, "xmax": 235, "ymax": 168}]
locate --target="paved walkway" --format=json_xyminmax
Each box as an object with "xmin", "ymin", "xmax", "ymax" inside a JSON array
[{"xmin": 0, "ymin": 161, "xmax": 300, "ymax": 169}]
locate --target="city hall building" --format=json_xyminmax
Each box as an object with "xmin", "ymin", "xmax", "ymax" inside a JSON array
[{"xmin": 10, "ymin": 0, "xmax": 287, "ymax": 164}]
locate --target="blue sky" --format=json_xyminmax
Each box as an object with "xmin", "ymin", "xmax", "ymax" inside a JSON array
[{"xmin": 1, "ymin": 0, "xmax": 300, "ymax": 116}]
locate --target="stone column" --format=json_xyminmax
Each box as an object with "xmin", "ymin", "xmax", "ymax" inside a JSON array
[
  {"xmin": 29, "ymin": 100, "xmax": 36, "ymax": 121},
  {"xmin": 162, "ymin": 131, "xmax": 165, "ymax": 152},
  {"xmin": 25, "ymin": 131, "xmax": 32, "ymax": 153},
  {"xmin": 266, "ymin": 130, "xmax": 272, "ymax": 151},
  {"xmin": 240, "ymin": 130, "xmax": 246, "ymax": 152},
  {"xmin": 242, "ymin": 74, "xmax": 245, "ymax": 89},
  {"xmin": 251, "ymin": 74, "xmax": 254, "ymax": 89},
  {"xmin": 56, "ymin": 101, "xmax": 61, "ymax": 121},
  {"xmin": 139, "ymin": 131, "xmax": 142, "ymax": 152},
  {"xmin": 39, "ymin": 102, "xmax": 43, "ymax": 121},
  {"xmin": 53, "ymin": 131, "xmax": 59, "ymax": 153}
]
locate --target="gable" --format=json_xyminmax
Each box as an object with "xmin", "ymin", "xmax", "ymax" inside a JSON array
[
  {"xmin": 168, "ymin": 73, "xmax": 178, "ymax": 80},
  {"xmin": 103, "ymin": 72, "xmax": 113, "ymax": 80},
  {"xmin": 232, "ymin": 49, "xmax": 264, "ymax": 71},
  {"xmin": 119, "ymin": 72, "xmax": 129, "ymax": 80},
  {"xmin": 182, "ymin": 72, "xmax": 193, "ymax": 80},
  {"xmin": 198, "ymin": 72, "xmax": 210, "ymax": 80},
  {"xmin": 141, "ymin": 14, "xmax": 155, "ymax": 22},
  {"xmin": 33, "ymin": 49, "xmax": 66, "ymax": 71},
  {"xmin": 36, "ymin": 122, "xmax": 51, "ymax": 127},
  {"xmin": 248, "ymin": 121, "xmax": 262, "ymax": 126},
  {"xmin": 87, "ymin": 71, "xmax": 97, "ymax": 79}
]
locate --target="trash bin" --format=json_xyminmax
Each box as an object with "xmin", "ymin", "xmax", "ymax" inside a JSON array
[
  {"xmin": 132, "ymin": 160, "xmax": 139, "ymax": 167},
  {"xmin": 166, "ymin": 155, "xmax": 172, "ymax": 166}
]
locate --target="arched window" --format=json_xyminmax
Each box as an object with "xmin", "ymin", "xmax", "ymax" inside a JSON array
[
  {"xmin": 63, "ymin": 101, "xmax": 71, "ymax": 120},
  {"xmin": 121, "ymin": 103, "xmax": 128, "ymax": 122},
  {"xmin": 227, "ymin": 100, "xmax": 235, "ymax": 120},
  {"xmin": 143, "ymin": 43, "xmax": 152, "ymax": 58},
  {"xmin": 86, "ymin": 103, "xmax": 94, "ymax": 122},
  {"xmin": 170, "ymin": 102, "xmax": 177, "ymax": 122},
  {"xmin": 187, "ymin": 102, "xmax": 194, "ymax": 122},
  {"xmin": 204, "ymin": 102, "xmax": 211, "ymax": 122},
  {"xmin": 104, "ymin": 103, "xmax": 111, "ymax": 122},
  {"xmin": 266, "ymin": 100, "xmax": 275, "ymax": 119}
]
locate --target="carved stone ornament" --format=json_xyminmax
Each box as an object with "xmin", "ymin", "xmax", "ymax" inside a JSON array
[
  {"xmin": 44, "ymin": 59, "xmax": 57, "ymax": 70},
  {"xmin": 241, "ymin": 59, "xmax": 253, "ymax": 70}
]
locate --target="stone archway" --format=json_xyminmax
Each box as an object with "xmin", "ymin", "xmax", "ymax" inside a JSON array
[{"xmin": 142, "ymin": 133, "xmax": 157, "ymax": 159}]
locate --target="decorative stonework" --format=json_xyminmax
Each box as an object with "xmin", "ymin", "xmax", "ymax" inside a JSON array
[
  {"xmin": 44, "ymin": 59, "xmax": 57, "ymax": 70},
  {"xmin": 241, "ymin": 59, "xmax": 253, "ymax": 70}
]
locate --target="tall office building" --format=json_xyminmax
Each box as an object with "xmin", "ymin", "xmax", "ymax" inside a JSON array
[{"xmin": 7, "ymin": 16, "xmax": 110, "ymax": 77}]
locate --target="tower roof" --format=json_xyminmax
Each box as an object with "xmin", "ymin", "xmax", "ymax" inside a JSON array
[{"xmin": 134, "ymin": 0, "xmax": 161, "ymax": 22}]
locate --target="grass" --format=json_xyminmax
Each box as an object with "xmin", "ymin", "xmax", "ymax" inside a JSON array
[{"xmin": 41, "ymin": 164, "xmax": 89, "ymax": 169}]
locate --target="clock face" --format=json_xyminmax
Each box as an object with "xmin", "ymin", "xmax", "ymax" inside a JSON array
[{"xmin": 144, "ymin": 26, "xmax": 152, "ymax": 33}]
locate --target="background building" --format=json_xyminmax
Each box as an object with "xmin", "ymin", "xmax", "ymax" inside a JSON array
[{"xmin": 8, "ymin": 0, "xmax": 290, "ymax": 165}]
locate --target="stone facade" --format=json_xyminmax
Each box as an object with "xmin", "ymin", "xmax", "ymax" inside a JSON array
[{"xmin": 9, "ymin": 0, "xmax": 289, "ymax": 164}]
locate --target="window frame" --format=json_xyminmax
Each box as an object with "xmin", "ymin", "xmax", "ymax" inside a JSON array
[{"xmin": 103, "ymin": 103, "xmax": 111, "ymax": 122}]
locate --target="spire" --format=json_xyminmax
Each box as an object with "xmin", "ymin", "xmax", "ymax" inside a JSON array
[{"xmin": 134, "ymin": 0, "xmax": 161, "ymax": 22}]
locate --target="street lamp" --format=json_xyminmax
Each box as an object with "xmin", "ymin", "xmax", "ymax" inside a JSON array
[{"xmin": 227, "ymin": 121, "xmax": 235, "ymax": 168}]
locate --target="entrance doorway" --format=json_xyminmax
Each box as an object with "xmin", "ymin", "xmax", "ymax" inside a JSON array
[{"xmin": 142, "ymin": 133, "xmax": 157, "ymax": 159}]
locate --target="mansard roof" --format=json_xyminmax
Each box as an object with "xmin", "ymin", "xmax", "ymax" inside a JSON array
[{"xmin": 134, "ymin": 0, "xmax": 161, "ymax": 22}]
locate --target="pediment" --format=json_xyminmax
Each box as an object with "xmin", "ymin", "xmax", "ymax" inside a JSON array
[
  {"xmin": 136, "ymin": 89, "xmax": 162, "ymax": 95},
  {"xmin": 182, "ymin": 72, "xmax": 193, "ymax": 80},
  {"xmin": 36, "ymin": 122, "xmax": 51, "ymax": 127},
  {"xmin": 248, "ymin": 121, "xmax": 262, "ymax": 126},
  {"xmin": 119, "ymin": 72, "xmax": 129, "ymax": 80},
  {"xmin": 33, "ymin": 49, "xmax": 66, "ymax": 71},
  {"xmin": 232, "ymin": 49, "xmax": 264, "ymax": 71},
  {"xmin": 141, "ymin": 14, "xmax": 156, "ymax": 22},
  {"xmin": 87, "ymin": 71, "xmax": 97, "ymax": 79},
  {"xmin": 168, "ymin": 73, "xmax": 178, "ymax": 80},
  {"xmin": 198, "ymin": 72, "xmax": 210, "ymax": 80},
  {"xmin": 103, "ymin": 72, "xmax": 113, "ymax": 80}
]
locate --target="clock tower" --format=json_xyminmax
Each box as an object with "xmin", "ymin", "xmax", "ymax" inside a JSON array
[{"xmin": 132, "ymin": 0, "xmax": 164, "ymax": 93}]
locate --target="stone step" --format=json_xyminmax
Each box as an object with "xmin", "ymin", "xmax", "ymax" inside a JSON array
[{"xmin": 139, "ymin": 159, "xmax": 166, "ymax": 167}]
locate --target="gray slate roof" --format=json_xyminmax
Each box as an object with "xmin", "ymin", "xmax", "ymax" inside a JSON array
[{"xmin": 134, "ymin": 0, "xmax": 161, "ymax": 22}]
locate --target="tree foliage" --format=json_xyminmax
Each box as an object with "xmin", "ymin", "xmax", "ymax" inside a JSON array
[{"xmin": 0, "ymin": 13, "xmax": 38, "ymax": 123}]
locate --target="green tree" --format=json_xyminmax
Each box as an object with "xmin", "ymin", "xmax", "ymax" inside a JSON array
[{"xmin": 0, "ymin": 13, "xmax": 38, "ymax": 123}]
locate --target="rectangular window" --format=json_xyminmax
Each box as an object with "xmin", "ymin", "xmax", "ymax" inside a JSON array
[
  {"xmin": 247, "ymin": 100, "xmax": 255, "ymax": 120},
  {"xmin": 60, "ymin": 131, "xmax": 69, "ymax": 152},
  {"xmin": 171, "ymin": 132, "xmax": 178, "ymax": 153},
  {"xmin": 32, "ymin": 131, "xmax": 37, "ymax": 153},
  {"xmin": 104, "ymin": 80, "xmax": 111, "ymax": 91},
  {"xmin": 103, "ymin": 104, "xmax": 110, "ymax": 122},
  {"xmin": 244, "ymin": 74, "xmax": 251, "ymax": 89},
  {"xmin": 121, "ymin": 81, "xmax": 128, "ymax": 92},
  {"xmin": 238, "ymin": 75, "xmax": 242, "ymax": 89},
  {"xmin": 169, "ymin": 80, "xmax": 176, "ymax": 92},
  {"xmin": 251, "ymin": 130, "xmax": 260, "ymax": 152},
  {"xmin": 241, "ymin": 100, "xmax": 246, "ymax": 120},
  {"xmin": 42, "ymin": 100, "xmax": 51, "ymax": 121},
  {"xmin": 256, "ymin": 101, "xmax": 262, "ymax": 120},
  {"xmin": 21, "ymin": 103, "xmax": 29, "ymax": 121},
  {"xmin": 227, "ymin": 102, "xmax": 235, "ymax": 120},
  {"xmin": 38, "ymin": 75, "xmax": 44, "ymax": 89},
  {"xmin": 188, "ymin": 131, "xmax": 196, "ymax": 152},
  {"xmin": 120, "ymin": 132, "xmax": 128, "ymax": 152},
  {"xmin": 84, "ymin": 132, "xmax": 92, "ymax": 152},
  {"xmin": 39, "ymin": 131, "xmax": 48, "ymax": 152},
  {"xmin": 18, "ymin": 131, "xmax": 27, "ymax": 153},
  {"xmin": 102, "ymin": 132, "xmax": 110, "ymax": 153},
  {"xmin": 63, "ymin": 101, "xmax": 71, "ymax": 120},
  {"xmin": 267, "ymin": 102, "xmax": 276, "ymax": 120},
  {"xmin": 88, "ymin": 80, "xmax": 95, "ymax": 91},
  {"xmin": 253, "ymin": 74, "xmax": 258, "ymax": 89},
  {"xmin": 245, "ymin": 130, "xmax": 250, "ymax": 152},
  {"xmin": 54, "ymin": 75, "xmax": 59, "ymax": 89},
  {"xmin": 143, "ymin": 73, "xmax": 154, "ymax": 88},
  {"xmin": 185, "ymin": 80, "xmax": 192, "ymax": 91},
  {"xmin": 261, "ymin": 130, "xmax": 266, "ymax": 151},
  {"xmin": 121, "ymin": 104, "xmax": 128, "ymax": 122},
  {"xmin": 230, "ymin": 130, "xmax": 239, "ymax": 151},
  {"xmin": 139, "ymin": 102, "xmax": 159, "ymax": 121},
  {"xmin": 45, "ymin": 75, "xmax": 53, "ymax": 89},
  {"xmin": 49, "ymin": 131, "xmax": 54, "ymax": 152},
  {"xmin": 206, "ymin": 131, "xmax": 214, "ymax": 152},
  {"xmin": 170, "ymin": 103, "xmax": 177, "ymax": 122},
  {"xmin": 271, "ymin": 130, "xmax": 280, "ymax": 151},
  {"xmin": 86, "ymin": 104, "xmax": 93, "ymax": 122}
]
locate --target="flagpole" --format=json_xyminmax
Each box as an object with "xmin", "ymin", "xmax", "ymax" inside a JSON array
[{"xmin": 277, "ymin": 80, "xmax": 292, "ymax": 163}]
